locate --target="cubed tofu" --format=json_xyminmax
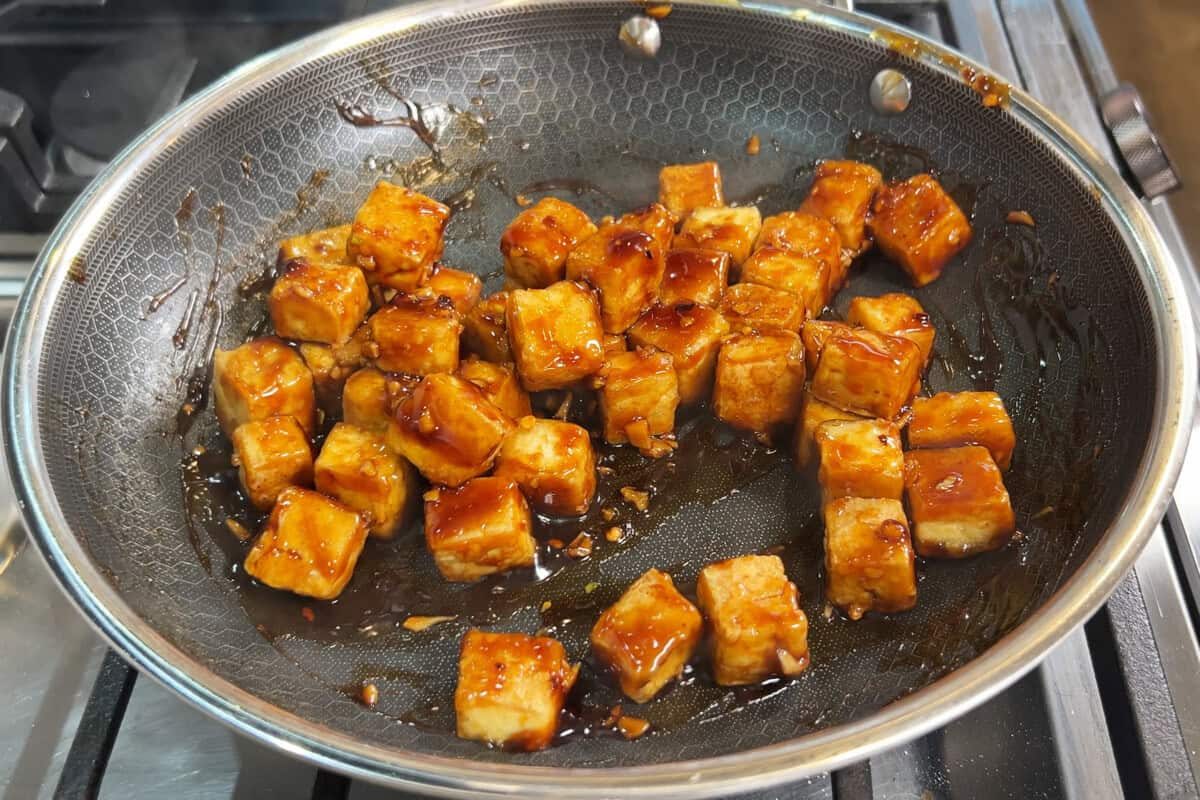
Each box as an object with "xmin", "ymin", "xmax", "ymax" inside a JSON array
[
  {"xmin": 618, "ymin": 203, "xmax": 677, "ymax": 255},
  {"xmin": 696, "ymin": 555, "xmax": 809, "ymax": 685},
  {"xmin": 754, "ymin": 212, "xmax": 844, "ymax": 295},
  {"xmin": 627, "ymin": 302, "xmax": 731, "ymax": 404},
  {"xmin": 455, "ymin": 630, "xmax": 579, "ymax": 751},
  {"xmin": 909, "ymin": 392, "xmax": 1016, "ymax": 470},
  {"xmin": 367, "ymin": 294, "xmax": 462, "ymax": 375},
  {"xmin": 602, "ymin": 333, "xmax": 628, "ymax": 354},
  {"xmin": 243, "ymin": 486, "xmax": 368, "ymax": 600},
  {"xmin": 801, "ymin": 319, "xmax": 855, "ymax": 374},
  {"xmin": 231, "ymin": 416, "xmax": 313, "ymax": 510},
  {"xmin": 269, "ymin": 260, "xmax": 370, "ymax": 345},
  {"xmin": 458, "ymin": 357, "xmax": 532, "ymax": 420},
  {"xmin": 810, "ymin": 328, "xmax": 922, "ymax": 419},
  {"xmin": 500, "ymin": 197, "xmax": 598, "ymax": 288},
  {"xmin": 389, "ymin": 374, "xmax": 513, "ymax": 486},
  {"xmin": 298, "ymin": 326, "xmax": 371, "ymax": 403},
  {"xmin": 566, "ymin": 223, "xmax": 666, "ymax": 333},
  {"xmin": 815, "ymin": 418, "xmax": 904, "ymax": 503},
  {"xmin": 424, "ymin": 477, "xmax": 535, "ymax": 581},
  {"xmin": 416, "ymin": 265, "xmax": 483, "ymax": 315},
  {"xmin": 823, "ymin": 497, "xmax": 916, "ymax": 619},
  {"xmin": 348, "ymin": 182, "xmax": 450, "ymax": 291},
  {"xmin": 314, "ymin": 423, "xmax": 415, "ymax": 538},
  {"xmin": 341, "ymin": 367, "xmax": 416, "ymax": 440},
  {"xmin": 507, "ymin": 281, "xmax": 605, "ymax": 391},
  {"xmin": 675, "ymin": 206, "xmax": 762, "ymax": 266},
  {"xmin": 660, "ymin": 248, "xmax": 730, "ymax": 307},
  {"xmin": 799, "ymin": 160, "xmax": 884, "ymax": 257},
  {"xmin": 871, "ymin": 174, "xmax": 973, "ymax": 287},
  {"xmin": 462, "ymin": 292, "xmax": 511, "ymax": 363},
  {"xmin": 793, "ymin": 392, "xmax": 865, "ymax": 468},
  {"xmin": 598, "ymin": 347, "xmax": 679, "ymax": 455},
  {"xmin": 739, "ymin": 247, "xmax": 829, "ymax": 319},
  {"xmin": 847, "ymin": 293, "xmax": 936, "ymax": 366},
  {"xmin": 658, "ymin": 162, "xmax": 725, "ymax": 219},
  {"xmin": 713, "ymin": 331, "xmax": 806, "ymax": 435},
  {"xmin": 590, "ymin": 568, "xmax": 703, "ymax": 703},
  {"xmin": 904, "ymin": 446, "xmax": 1016, "ymax": 557},
  {"xmin": 494, "ymin": 417, "xmax": 596, "ymax": 516},
  {"xmin": 213, "ymin": 337, "xmax": 315, "ymax": 436},
  {"xmin": 721, "ymin": 282, "xmax": 806, "ymax": 334},
  {"xmin": 278, "ymin": 223, "xmax": 353, "ymax": 265}
]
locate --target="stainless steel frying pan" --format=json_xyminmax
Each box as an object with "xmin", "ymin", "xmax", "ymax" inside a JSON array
[{"xmin": 3, "ymin": 1, "xmax": 1195, "ymax": 797}]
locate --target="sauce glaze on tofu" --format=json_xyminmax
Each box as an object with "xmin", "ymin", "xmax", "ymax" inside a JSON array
[
  {"xmin": 798, "ymin": 160, "xmax": 884, "ymax": 257},
  {"xmin": 493, "ymin": 416, "xmax": 597, "ymax": 516},
  {"xmin": 809, "ymin": 328, "xmax": 922, "ymax": 420},
  {"xmin": 870, "ymin": 173, "xmax": 972, "ymax": 287},
  {"xmin": 659, "ymin": 248, "xmax": 730, "ymax": 307},
  {"xmin": 424, "ymin": 477, "xmax": 535, "ymax": 582},
  {"xmin": 348, "ymin": 181, "xmax": 450, "ymax": 291},
  {"xmin": 213, "ymin": 337, "xmax": 316, "ymax": 437},
  {"xmin": 909, "ymin": 391, "xmax": 1016, "ymax": 470},
  {"xmin": 823, "ymin": 497, "xmax": 916, "ymax": 619},
  {"xmin": 627, "ymin": 302, "xmax": 731, "ymax": 404},
  {"xmin": 720, "ymin": 282, "xmax": 807, "ymax": 334},
  {"xmin": 658, "ymin": 161, "xmax": 725, "ymax": 219},
  {"xmin": 500, "ymin": 197, "xmax": 598, "ymax": 289},
  {"xmin": 506, "ymin": 281, "xmax": 605, "ymax": 391},
  {"xmin": 904, "ymin": 446, "xmax": 1016, "ymax": 557}
]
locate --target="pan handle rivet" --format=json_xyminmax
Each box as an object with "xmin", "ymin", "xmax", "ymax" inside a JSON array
[
  {"xmin": 620, "ymin": 15, "xmax": 662, "ymax": 59},
  {"xmin": 870, "ymin": 68, "xmax": 912, "ymax": 114}
]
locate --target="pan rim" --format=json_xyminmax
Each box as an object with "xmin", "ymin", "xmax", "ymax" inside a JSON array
[{"xmin": 4, "ymin": 0, "xmax": 1195, "ymax": 796}]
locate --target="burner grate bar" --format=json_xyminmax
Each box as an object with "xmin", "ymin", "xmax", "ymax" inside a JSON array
[{"xmin": 52, "ymin": 649, "xmax": 137, "ymax": 800}]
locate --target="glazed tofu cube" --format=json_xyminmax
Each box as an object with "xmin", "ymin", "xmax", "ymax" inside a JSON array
[
  {"xmin": 675, "ymin": 206, "xmax": 762, "ymax": 266},
  {"xmin": 904, "ymin": 446, "xmax": 1016, "ymax": 557},
  {"xmin": 810, "ymin": 328, "xmax": 922, "ymax": 419},
  {"xmin": 566, "ymin": 223, "xmax": 666, "ymax": 333},
  {"xmin": 909, "ymin": 391, "xmax": 1016, "ymax": 470},
  {"xmin": 269, "ymin": 260, "xmax": 370, "ymax": 345},
  {"xmin": 801, "ymin": 319, "xmax": 855, "ymax": 374},
  {"xmin": 213, "ymin": 337, "xmax": 315, "ymax": 436},
  {"xmin": 847, "ymin": 293, "xmax": 936, "ymax": 366},
  {"xmin": 462, "ymin": 292, "xmax": 511, "ymax": 363},
  {"xmin": 314, "ymin": 423, "xmax": 415, "ymax": 538},
  {"xmin": 658, "ymin": 161, "xmax": 725, "ymax": 219},
  {"xmin": 823, "ymin": 497, "xmax": 916, "ymax": 619},
  {"xmin": 739, "ymin": 247, "xmax": 829, "ymax": 319},
  {"xmin": 299, "ymin": 325, "xmax": 372, "ymax": 403},
  {"xmin": 231, "ymin": 416, "xmax": 313, "ymax": 510},
  {"xmin": 507, "ymin": 281, "xmax": 604, "ymax": 390},
  {"xmin": 416, "ymin": 265, "xmax": 483, "ymax": 315},
  {"xmin": 367, "ymin": 294, "xmax": 462, "ymax": 375},
  {"xmin": 590, "ymin": 568, "xmax": 703, "ymax": 703},
  {"xmin": 243, "ymin": 486, "xmax": 368, "ymax": 600},
  {"xmin": 341, "ymin": 367, "xmax": 416, "ymax": 440},
  {"xmin": 627, "ymin": 302, "xmax": 731, "ymax": 404},
  {"xmin": 348, "ymin": 182, "xmax": 450, "ymax": 291},
  {"xmin": 424, "ymin": 477, "xmax": 535, "ymax": 581},
  {"xmin": 390, "ymin": 374, "xmax": 513, "ymax": 486},
  {"xmin": 278, "ymin": 223, "xmax": 352, "ymax": 265},
  {"xmin": 815, "ymin": 418, "xmax": 904, "ymax": 503},
  {"xmin": 618, "ymin": 203, "xmax": 677, "ymax": 255},
  {"xmin": 458, "ymin": 357, "xmax": 532, "ymax": 420},
  {"xmin": 696, "ymin": 555, "xmax": 809, "ymax": 685},
  {"xmin": 660, "ymin": 248, "xmax": 730, "ymax": 307},
  {"xmin": 755, "ymin": 211, "xmax": 844, "ymax": 294},
  {"xmin": 721, "ymin": 282, "xmax": 806, "ymax": 334},
  {"xmin": 598, "ymin": 347, "xmax": 679, "ymax": 455},
  {"xmin": 871, "ymin": 174, "xmax": 973, "ymax": 287},
  {"xmin": 455, "ymin": 630, "xmax": 579, "ymax": 751},
  {"xmin": 799, "ymin": 160, "xmax": 884, "ymax": 257},
  {"xmin": 713, "ymin": 331, "xmax": 806, "ymax": 435},
  {"xmin": 602, "ymin": 333, "xmax": 628, "ymax": 354},
  {"xmin": 494, "ymin": 417, "xmax": 596, "ymax": 516},
  {"xmin": 500, "ymin": 197, "xmax": 598, "ymax": 288},
  {"xmin": 793, "ymin": 392, "xmax": 865, "ymax": 468}
]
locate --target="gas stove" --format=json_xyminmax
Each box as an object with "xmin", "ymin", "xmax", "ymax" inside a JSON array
[{"xmin": 3, "ymin": 1, "xmax": 1200, "ymax": 798}]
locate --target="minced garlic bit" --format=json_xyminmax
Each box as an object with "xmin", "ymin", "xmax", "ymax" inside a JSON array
[
  {"xmin": 620, "ymin": 486, "xmax": 650, "ymax": 512},
  {"xmin": 597, "ymin": 465, "xmax": 616, "ymax": 477},
  {"xmin": 745, "ymin": 133, "xmax": 761, "ymax": 156},
  {"xmin": 541, "ymin": 600, "xmax": 553, "ymax": 612},
  {"xmin": 360, "ymin": 682, "xmax": 379, "ymax": 708},
  {"xmin": 605, "ymin": 526, "xmax": 624, "ymax": 543},
  {"xmin": 618, "ymin": 715, "xmax": 652, "ymax": 740},
  {"xmin": 644, "ymin": 2, "xmax": 672, "ymax": 19},
  {"xmin": 402, "ymin": 615, "xmax": 456, "ymax": 632},
  {"xmin": 585, "ymin": 581, "xmax": 600, "ymax": 593},
  {"xmin": 822, "ymin": 602, "xmax": 835, "ymax": 621},
  {"xmin": 225, "ymin": 518, "xmax": 252, "ymax": 541},
  {"xmin": 547, "ymin": 538, "xmax": 565, "ymax": 549},
  {"xmin": 600, "ymin": 506, "xmax": 617, "ymax": 522},
  {"xmin": 566, "ymin": 532, "xmax": 594, "ymax": 558},
  {"xmin": 1006, "ymin": 210, "xmax": 1035, "ymax": 226}
]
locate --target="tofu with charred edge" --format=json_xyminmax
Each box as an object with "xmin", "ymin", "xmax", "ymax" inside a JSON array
[
  {"xmin": 590, "ymin": 568, "xmax": 703, "ymax": 703},
  {"xmin": 627, "ymin": 302, "xmax": 731, "ymax": 405},
  {"xmin": 494, "ymin": 417, "xmax": 596, "ymax": 516},
  {"xmin": 794, "ymin": 392, "xmax": 865, "ymax": 468},
  {"xmin": 870, "ymin": 174, "xmax": 972, "ymax": 287},
  {"xmin": 799, "ymin": 160, "xmax": 884, "ymax": 257},
  {"xmin": 755, "ymin": 211, "xmax": 846, "ymax": 296},
  {"xmin": 506, "ymin": 281, "xmax": 605, "ymax": 391},
  {"xmin": 904, "ymin": 446, "xmax": 1016, "ymax": 557},
  {"xmin": 455, "ymin": 630, "xmax": 579, "ymax": 751},
  {"xmin": 462, "ymin": 292, "xmax": 511, "ymax": 363},
  {"xmin": 696, "ymin": 555, "xmax": 810, "ymax": 685},
  {"xmin": 721, "ymin": 282, "xmax": 807, "ymax": 334},
  {"xmin": 908, "ymin": 391, "xmax": 1015, "ymax": 470},
  {"xmin": 823, "ymin": 497, "xmax": 917, "ymax": 619},
  {"xmin": 566, "ymin": 221, "xmax": 666, "ymax": 334},
  {"xmin": 675, "ymin": 206, "xmax": 762, "ymax": 266},
  {"xmin": 659, "ymin": 248, "xmax": 730, "ymax": 307},
  {"xmin": 815, "ymin": 418, "xmax": 904, "ymax": 504},
  {"xmin": 278, "ymin": 223, "xmax": 353, "ymax": 266},
  {"xmin": 847, "ymin": 293, "xmax": 936, "ymax": 367},
  {"xmin": 315, "ymin": 423, "xmax": 415, "ymax": 539},
  {"xmin": 213, "ymin": 337, "xmax": 315, "ymax": 436},
  {"xmin": 713, "ymin": 331, "xmax": 806, "ymax": 436},
  {"xmin": 810, "ymin": 328, "xmax": 922, "ymax": 420},
  {"xmin": 457, "ymin": 358, "xmax": 532, "ymax": 420},
  {"xmin": 348, "ymin": 182, "xmax": 450, "ymax": 291},
  {"xmin": 367, "ymin": 294, "xmax": 462, "ymax": 376},
  {"xmin": 269, "ymin": 260, "xmax": 369, "ymax": 345},
  {"xmin": 231, "ymin": 416, "xmax": 313, "ymax": 511},
  {"xmin": 597, "ymin": 347, "xmax": 679, "ymax": 457},
  {"xmin": 424, "ymin": 477, "xmax": 535, "ymax": 582},
  {"xmin": 500, "ymin": 197, "xmax": 598, "ymax": 289},
  {"xmin": 739, "ymin": 247, "xmax": 829, "ymax": 320},
  {"xmin": 658, "ymin": 162, "xmax": 725, "ymax": 219},
  {"xmin": 243, "ymin": 486, "xmax": 369, "ymax": 600}
]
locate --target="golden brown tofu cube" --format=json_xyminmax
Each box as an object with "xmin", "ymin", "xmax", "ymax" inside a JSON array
[
  {"xmin": 793, "ymin": 392, "xmax": 865, "ymax": 468},
  {"xmin": 500, "ymin": 197, "xmax": 598, "ymax": 288},
  {"xmin": 424, "ymin": 477, "xmax": 535, "ymax": 581},
  {"xmin": 367, "ymin": 294, "xmax": 462, "ymax": 375},
  {"xmin": 739, "ymin": 247, "xmax": 829, "ymax": 319},
  {"xmin": 847, "ymin": 293, "xmax": 936, "ymax": 367},
  {"xmin": 278, "ymin": 223, "xmax": 352, "ymax": 265},
  {"xmin": 658, "ymin": 161, "xmax": 725, "ymax": 219},
  {"xmin": 314, "ymin": 423, "xmax": 415, "ymax": 539},
  {"xmin": 268, "ymin": 260, "xmax": 369, "ymax": 345},
  {"xmin": 602, "ymin": 333, "xmax": 628, "ymax": 354},
  {"xmin": 416, "ymin": 265, "xmax": 483, "ymax": 315},
  {"xmin": 675, "ymin": 206, "xmax": 762, "ymax": 266},
  {"xmin": 799, "ymin": 160, "xmax": 884, "ymax": 257},
  {"xmin": 904, "ymin": 446, "xmax": 1016, "ymax": 557},
  {"xmin": 348, "ymin": 182, "xmax": 450, "ymax": 291},
  {"xmin": 566, "ymin": 223, "xmax": 666, "ymax": 334},
  {"xmin": 243, "ymin": 486, "xmax": 368, "ymax": 600},
  {"xmin": 590, "ymin": 568, "xmax": 702, "ymax": 703},
  {"xmin": 713, "ymin": 331, "xmax": 806, "ymax": 435},
  {"xmin": 909, "ymin": 392, "xmax": 1016, "ymax": 470},
  {"xmin": 455, "ymin": 630, "xmax": 579, "ymax": 751},
  {"xmin": 213, "ymin": 337, "xmax": 315, "ymax": 436},
  {"xmin": 389, "ymin": 374, "xmax": 513, "ymax": 486},
  {"xmin": 598, "ymin": 347, "xmax": 679, "ymax": 454},
  {"xmin": 800, "ymin": 319, "xmax": 855, "ymax": 374},
  {"xmin": 815, "ymin": 418, "xmax": 904, "ymax": 503},
  {"xmin": 627, "ymin": 302, "xmax": 731, "ymax": 404},
  {"xmin": 494, "ymin": 417, "xmax": 596, "ymax": 516},
  {"xmin": 507, "ymin": 281, "xmax": 605, "ymax": 390},
  {"xmin": 823, "ymin": 497, "xmax": 916, "ymax": 619},
  {"xmin": 756, "ymin": 211, "xmax": 847, "ymax": 297},
  {"xmin": 341, "ymin": 367, "xmax": 416, "ymax": 440},
  {"xmin": 462, "ymin": 292, "xmax": 511, "ymax": 363},
  {"xmin": 721, "ymin": 282, "xmax": 806, "ymax": 334},
  {"xmin": 297, "ymin": 325, "xmax": 371, "ymax": 404},
  {"xmin": 458, "ymin": 357, "xmax": 532, "ymax": 420},
  {"xmin": 231, "ymin": 416, "xmax": 313, "ymax": 510},
  {"xmin": 618, "ymin": 203, "xmax": 677, "ymax": 255},
  {"xmin": 871, "ymin": 174, "xmax": 973, "ymax": 287},
  {"xmin": 660, "ymin": 248, "xmax": 730, "ymax": 307},
  {"xmin": 810, "ymin": 328, "xmax": 922, "ymax": 419},
  {"xmin": 696, "ymin": 555, "xmax": 809, "ymax": 685}
]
